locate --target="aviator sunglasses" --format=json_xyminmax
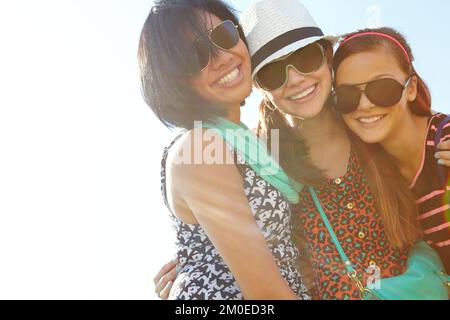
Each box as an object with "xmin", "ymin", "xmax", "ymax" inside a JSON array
[
  {"xmin": 255, "ymin": 42, "xmax": 326, "ymax": 91},
  {"xmin": 194, "ymin": 20, "xmax": 240, "ymax": 72},
  {"xmin": 331, "ymin": 76, "xmax": 413, "ymax": 114}
]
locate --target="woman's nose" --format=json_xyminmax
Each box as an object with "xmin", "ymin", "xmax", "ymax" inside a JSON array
[
  {"xmin": 286, "ymin": 66, "xmax": 307, "ymax": 87},
  {"xmin": 209, "ymin": 49, "xmax": 234, "ymax": 71},
  {"xmin": 357, "ymin": 91, "xmax": 374, "ymax": 111}
]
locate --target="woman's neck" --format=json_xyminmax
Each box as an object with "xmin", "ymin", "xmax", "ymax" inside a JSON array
[
  {"xmin": 380, "ymin": 114, "xmax": 429, "ymax": 184},
  {"xmin": 226, "ymin": 104, "xmax": 241, "ymax": 124},
  {"xmin": 293, "ymin": 109, "xmax": 348, "ymax": 145},
  {"xmin": 290, "ymin": 109, "xmax": 352, "ymax": 178}
]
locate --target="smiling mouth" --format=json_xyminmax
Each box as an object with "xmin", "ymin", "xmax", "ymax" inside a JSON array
[
  {"xmin": 216, "ymin": 66, "xmax": 240, "ymax": 86},
  {"xmin": 357, "ymin": 114, "xmax": 387, "ymax": 124},
  {"xmin": 288, "ymin": 84, "xmax": 317, "ymax": 101}
]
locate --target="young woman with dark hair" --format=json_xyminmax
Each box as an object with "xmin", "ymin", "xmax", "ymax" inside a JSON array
[{"xmin": 139, "ymin": 0, "xmax": 310, "ymax": 300}]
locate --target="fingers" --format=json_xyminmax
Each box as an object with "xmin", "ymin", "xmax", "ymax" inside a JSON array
[
  {"xmin": 155, "ymin": 265, "xmax": 178, "ymax": 297},
  {"xmin": 158, "ymin": 281, "xmax": 173, "ymax": 300},
  {"xmin": 153, "ymin": 259, "xmax": 177, "ymax": 286},
  {"xmin": 435, "ymin": 151, "xmax": 450, "ymax": 167},
  {"xmin": 437, "ymin": 140, "xmax": 450, "ymax": 150},
  {"xmin": 437, "ymin": 158, "xmax": 450, "ymax": 167}
]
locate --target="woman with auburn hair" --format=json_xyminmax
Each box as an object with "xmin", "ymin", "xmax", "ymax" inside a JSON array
[{"xmin": 332, "ymin": 27, "xmax": 450, "ymax": 272}]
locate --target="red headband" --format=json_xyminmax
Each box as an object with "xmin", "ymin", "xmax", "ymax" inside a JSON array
[{"xmin": 341, "ymin": 32, "xmax": 411, "ymax": 64}]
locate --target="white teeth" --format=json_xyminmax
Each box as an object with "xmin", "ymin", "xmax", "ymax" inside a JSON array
[
  {"xmin": 217, "ymin": 68, "xmax": 239, "ymax": 85},
  {"xmin": 290, "ymin": 85, "xmax": 316, "ymax": 100},
  {"xmin": 358, "ymin": 115, "xmax": 385, "ymax": 124}
]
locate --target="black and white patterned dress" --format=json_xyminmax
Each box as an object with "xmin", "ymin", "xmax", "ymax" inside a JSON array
[{"xmin": 160, "ymin": 134, "xmax": 310, "ymax": 300}]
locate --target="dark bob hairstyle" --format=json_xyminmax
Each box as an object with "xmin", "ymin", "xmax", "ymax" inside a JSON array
[{"xmin": 138, "ymin": 0, "xmax": 246, "ymax": 129}]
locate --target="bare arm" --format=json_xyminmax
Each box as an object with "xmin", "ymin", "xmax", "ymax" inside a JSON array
[{"xmin": 166, "ymin": 130, "xmax": 297, "ymax": 300}]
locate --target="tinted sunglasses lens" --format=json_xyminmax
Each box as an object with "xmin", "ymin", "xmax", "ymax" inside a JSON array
[
  {"xmin": 210, "ymin": 20, "xmax": 239, "ymax": 50},
  {"xmin": 257, "ymin": 61, "xmax": 287, "ymax": 91},
  {"xmin": 333, "ymin": 87, "xmax": 361, "ymax": 114},
  {"xmin": 256, "ymin": 43, "xmax": 324, "ymax": 91},
  {"xmin": 291, "ymin": 43, "xmax": 324, "ymax": 73},
  {"xmin": 194, "ymin": 21, "xmax": 238, "ymax": 72},
  {"xmin": 366, "ymin": 78, "xmax": 404, "ymax": 107},
  {"xmin": 195, "ymin": 39, "xmax": 210, "ymax": 71}
]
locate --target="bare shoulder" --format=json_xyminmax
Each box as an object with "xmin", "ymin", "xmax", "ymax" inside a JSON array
[
  {"xmin": 166, "ymin": 128, "xmax": 235, "ymax": 173},
  {"xmin": 166, "ymin": 128, "xmax": 244, "ymax": 196}
]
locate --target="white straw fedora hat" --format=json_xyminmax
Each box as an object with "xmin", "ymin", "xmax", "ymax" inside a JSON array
[{"xmin": 241, "ymin": 0, "xmax": 337, "ymax": 78}]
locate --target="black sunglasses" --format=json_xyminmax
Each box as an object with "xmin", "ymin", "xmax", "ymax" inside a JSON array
[
  {"xmin": 194, "ymin": 20, "xmax": 240, "ymax": 72},
  {"xmin": 255, "ymin": 42, "xmax": 326, "ymax": 91},
  {"xmin": 331, "ymin": 76, "xmax": 413, "ymax": 114}
]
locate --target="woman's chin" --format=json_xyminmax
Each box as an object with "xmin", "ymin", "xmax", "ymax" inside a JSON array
[
  {"xmin": 282, "ymin": 100, "xmax": 326, "ymax": 120},
  {"xmin": 353, "ymin": 130, "xmax": 385, "ymax": 144}
]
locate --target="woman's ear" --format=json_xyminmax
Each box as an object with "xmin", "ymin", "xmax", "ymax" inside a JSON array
[{"xmin": 407, "ymin": 74, "xmax": 418, "ymax": 102}]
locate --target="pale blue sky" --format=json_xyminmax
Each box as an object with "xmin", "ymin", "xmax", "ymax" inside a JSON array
[{"xmin": 0, "ymin": 0, "xmax": 449, "ymax": 299}]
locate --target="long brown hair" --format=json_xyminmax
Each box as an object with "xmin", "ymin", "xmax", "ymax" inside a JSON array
[
  {"xmin": 351, "ymin": 132, "xmax": 421, "ymax": 249},
  {"xmin": 332, "ymin": 27, "xmax": 426, "ymax": 248},
  {"xmin": 257, "ymin": 98, "xmax": 325, "ymax": 187}
]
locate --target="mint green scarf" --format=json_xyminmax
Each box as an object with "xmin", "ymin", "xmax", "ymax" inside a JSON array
[{"xmin": 202, "ymin": 117, "xmax": 302, "ymax": 204}]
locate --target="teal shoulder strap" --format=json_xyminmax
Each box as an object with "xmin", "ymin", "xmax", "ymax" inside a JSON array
[{"xmin": 308, "ymin": 186, "xmax": 356, "ymax": 275}]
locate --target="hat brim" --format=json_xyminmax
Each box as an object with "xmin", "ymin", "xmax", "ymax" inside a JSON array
[{"xmin": 252, "ymin": 35, "xmax": 338, "ymax": 78}]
